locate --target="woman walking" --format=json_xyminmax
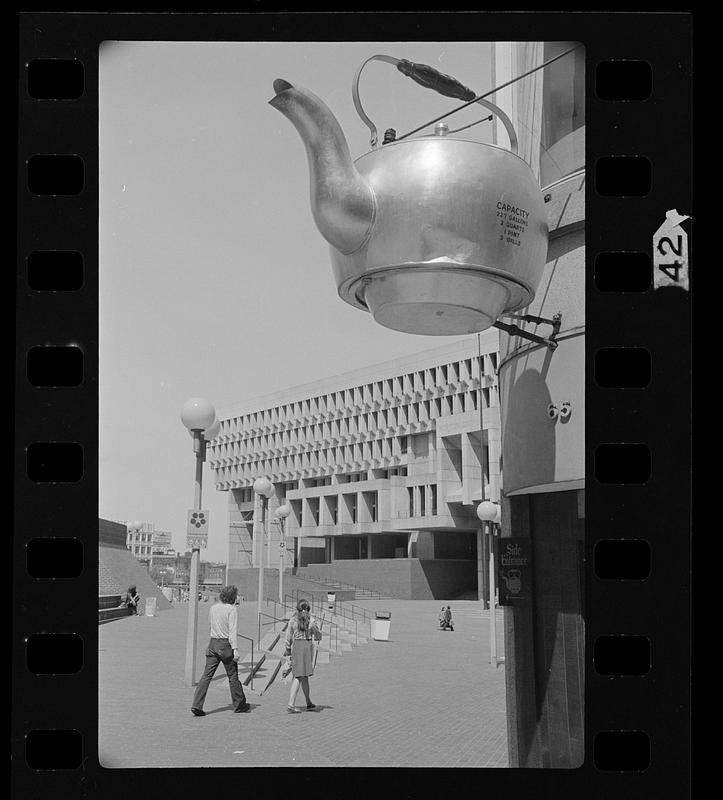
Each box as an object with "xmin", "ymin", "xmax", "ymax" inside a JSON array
[{"xmin": 283, "ymin": 599, "xmax": 322, "ymax": 713}]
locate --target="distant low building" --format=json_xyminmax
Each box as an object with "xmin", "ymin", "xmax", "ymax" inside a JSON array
[
  {"xmin": 151, "ymin": 550, "xmax": 226, "ymax": 589},
  {"xmin": 151, "ymin": 529, "xmax": 173, "ymax": 555},
  {"xmin": 125, "ymin": 521, "xmax": 153, "ymax": 565},
  {"xmin": 202, "ymin": 561, "xmax": 226, "ymax": 586},
  {"xmin": 149, "ymin": 551, "xmax": 177, "ymax": 586}
]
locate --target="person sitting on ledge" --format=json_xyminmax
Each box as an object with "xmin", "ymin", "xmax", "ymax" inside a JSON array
[
  {"xmin": 441, "ymin": 605, "xmax": 454, "ymax": 631},
  {"xmin": 126, "ymin": 586, "xmax": 140, "ymax": 616}
]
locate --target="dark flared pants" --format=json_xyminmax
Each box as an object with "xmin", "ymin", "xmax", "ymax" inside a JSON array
[{"xmin": 191, "ymin": 637, "xmax": 247, "ymax": 711}]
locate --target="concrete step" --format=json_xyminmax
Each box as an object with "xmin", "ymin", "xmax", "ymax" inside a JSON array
[
  {"xmin": 315, "ymin": 649, "xmax": 330, "ymax": 665},
  {"xmin": 99, "ymin": 594, "xmax": 124, "ymax": 610},
  {"xmin": 326, "ymin": 618, "xmax": 371, "ymax": 639},
  {"xmin": 340, "ymin": 633, "xmax": 370, "ymax": 647},
  {"xmin": 316, "ymin": 640, "xmax": 343, "ymax": 656},
  {"xmin": 98, "ymin": 607, "xmax": 130, "ymax": 624}
]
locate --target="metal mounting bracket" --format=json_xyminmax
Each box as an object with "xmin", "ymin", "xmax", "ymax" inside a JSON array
[{"xmin": 492, "ymin": 312, "xmax": 563, "ymax": 350}]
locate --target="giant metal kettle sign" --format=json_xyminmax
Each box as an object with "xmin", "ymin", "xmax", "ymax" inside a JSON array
[{"xmin": 270, "ymin": 57, "xmax": 548, "ymax": 338}]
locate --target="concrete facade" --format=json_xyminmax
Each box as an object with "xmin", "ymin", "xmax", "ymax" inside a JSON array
[
  {"xmin": 494, "ymin": 40, "xmax": 585, "ymax": 769},
  {"xmin": 209, "ymin": 334, "xmax": 502, "ymax": 600}
]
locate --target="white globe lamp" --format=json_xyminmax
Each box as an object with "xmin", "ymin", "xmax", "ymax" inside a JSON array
[
  {"xmin": 180, "ymin": 397, "xmax": 216, "ymax": 432},
  {"xmin": 476, "ymin": 501, "xmax": 499, "ymax": 522}
]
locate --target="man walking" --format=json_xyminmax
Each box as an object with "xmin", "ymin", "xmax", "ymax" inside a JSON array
[{"xmin": 191, "ymin": 585, "xmax": 250, "ymax": 716}]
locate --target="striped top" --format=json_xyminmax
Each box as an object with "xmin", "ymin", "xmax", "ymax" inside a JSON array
[{"xmin": 284, "ymin": 614, "xmax": 322, "ymax": 649}]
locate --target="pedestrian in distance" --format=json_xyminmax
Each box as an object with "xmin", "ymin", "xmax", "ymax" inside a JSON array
[
  {"xmin": 190, "ymin": 584, "xmax": 250, "ymax": 717},
  {"xmin": 283, "ymin": 598, "xmax": 322, "ymax": 713},
  {"xmin": 438, "ymin": 605, "xmax": 447, "ymax": 629},
  {"xmin": 442, "ymin": 605, "xmax": 454, "ymax": 631},
  {"xmin": 126, "ymin": 586, "xmax": 140, "ymax": 616}
]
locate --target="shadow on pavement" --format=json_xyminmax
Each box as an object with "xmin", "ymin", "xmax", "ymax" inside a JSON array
[{"xmin": 201, "ymin": 703, "xmax": 258, "ymax": 716}]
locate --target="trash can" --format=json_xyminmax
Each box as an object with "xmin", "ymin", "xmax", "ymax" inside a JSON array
[
  {"xmin": 144, "ymin": 596, "xmax": 157, "ymax": 617},
  {"xmin": 371, "ymin": 611, "xmax": 391, "ymax": 641},
  {"xmin": 327, "ymin": 591, "xmax": 336, "ymax": 612}
]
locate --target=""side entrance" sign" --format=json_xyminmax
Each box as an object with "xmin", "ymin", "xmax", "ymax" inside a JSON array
[{"xmin": 498, "ymin": 538, "xmax": 532, "ymax": 606}]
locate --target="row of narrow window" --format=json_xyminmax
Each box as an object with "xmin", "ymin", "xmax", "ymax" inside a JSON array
[
  {"xmin": 213, "ymin": 389, "xmax": 495, "ymax": 462},
  {"xmin": 292, "ymin": 491, "xmax": 379, "ymax": 526},
  {"xmin": 281, "ymin": 484, "xmax": 439, "ymax": 527},
  {"xmin": 225, "ymin": 435, "xmax": 409, "ymax": 467},
  {"xmin": 214, "ymin": 439, "xmax": 418, "ymax": 485},
  {"xmin": 126, "ymin": 533, "xmax": 153, "ymax": 544},
  {"xmin": 218, "ymin": 355, "xmax": 498, "ymax": 439},
  {"xmin": 408, "ymin": 485, "xmax": 439, "ymax": 518},
  {"xmin": 233, "ymin": 467, "xmax": 409, "ymax": 504}
]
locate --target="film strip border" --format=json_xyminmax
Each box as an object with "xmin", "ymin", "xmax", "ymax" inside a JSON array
[
  {"xmin": 586, "ymin": 20, "xmax": 691, "ymax": 790},
  {"xmin": 15, "ymin": 12, "xmax": 691, "ymax": 797},
  {"xmin": 17, "ymin": 19, "xmax": 99, "ymax": 791}
]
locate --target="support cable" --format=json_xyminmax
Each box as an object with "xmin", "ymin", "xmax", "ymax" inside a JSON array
[{"xmin": 395, "ymin": 43, "xmax": 583, "ymax": 143}]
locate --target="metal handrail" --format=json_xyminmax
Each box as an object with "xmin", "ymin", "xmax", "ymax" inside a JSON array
[
  {"xmin": 288, "ymin": 588, "xmax": 372, "ymax": 641},
  {"xmin": 236, "ymin": 633, "xmax": 255, "ymax": 691},
  {"xmin": 264, "ymin": 597, "xmax": 291, "ymax": 627},
  {"xmin": 299, "ymin": 571, "xmax": 385, "ymax": 603},
  {"xmin": 317, "ymin": 611, "xmax": 340, "ymax": 655},
  {"xmin": 257, "ymin": 610, "xmax": 289, "ymax": 646},
  {"xmin": 336, "ymin": 599, "xmax": 372, "ymax": 625},
  {"xmin": 293, "ymin": 585, "xmax": 373, "ymax": 626}
]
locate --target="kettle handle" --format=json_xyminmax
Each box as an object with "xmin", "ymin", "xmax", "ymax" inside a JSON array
[
  {"xmin": 396, "ymin": 59, "xmax": 477, "ymax": 101},
  {"xmin": 352, "ymin": 54, "xmax": 399, "ymax": 147},
  {"xmin": 352, "ymin": 54, "xmax": 519, "ymax": 155}
]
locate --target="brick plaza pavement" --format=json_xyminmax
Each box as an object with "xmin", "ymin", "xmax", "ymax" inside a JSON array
[{"xmin": 99, "ymin": 598, "xmax": 508, "ymax": 768}]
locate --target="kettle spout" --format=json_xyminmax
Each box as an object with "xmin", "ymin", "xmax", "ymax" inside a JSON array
[{"xmin": 269, "ymin": 79, "xmax": 375, "ymax": 255}]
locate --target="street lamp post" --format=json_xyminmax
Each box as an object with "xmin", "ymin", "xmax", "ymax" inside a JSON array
[
  {"xmin": 180, "ymin": 397, "xmax": 217, "ymax": 687},
  {"xmin": 275, "ymin": 503, "xmax": 292, "ymax": 604},
  {"xmin": 477, "ymin": 500, "xmax": 500, "ymax": 666},
  {"xmin": 253, "ymin": 477, "xmax": 275, "ymax": 636}
]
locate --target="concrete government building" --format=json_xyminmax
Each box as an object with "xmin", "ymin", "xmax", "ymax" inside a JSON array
[{"xmin": 209, "ymin": 333, "xmax": 501, "ymax": 601}]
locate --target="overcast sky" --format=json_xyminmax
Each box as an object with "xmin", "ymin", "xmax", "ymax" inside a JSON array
[{"xmin": 99, "ymin": 41, "xmax": 496, "ymax": 562}]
